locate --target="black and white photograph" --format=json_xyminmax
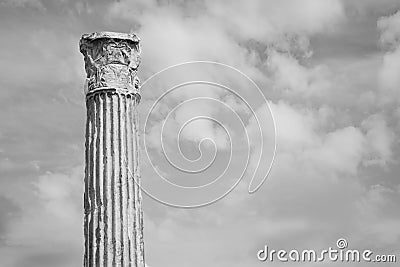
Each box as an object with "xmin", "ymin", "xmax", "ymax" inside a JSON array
[{"xmin": 0, "ymin": 0, "xmax": 399, "ymax": 266}]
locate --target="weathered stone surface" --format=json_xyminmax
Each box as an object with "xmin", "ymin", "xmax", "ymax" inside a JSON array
[
  {"xmin": 80, "ymin": 32, "xmax": 141, "ymax": 94},
  {"xmin": 81, "ymin": 32, "xmax": 145, "ymax": 267}
]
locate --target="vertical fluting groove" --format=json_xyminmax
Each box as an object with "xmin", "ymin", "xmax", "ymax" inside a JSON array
[
  {"xmin": 132, "ymin": 99, "xmax": 139, "ymax": 267},
  {"xmin": 127, "ymin": 96, "xmax": 136, "ymax": 266},
  {"xmin": 88, "ymin": 97, "xmax": 95, "ymax": 266},
  {"xmin": 88, "ymin": 99, "xmax": 95, "ymax": 266},
  {"xmin": 135, "ymin": 99, "xmax": 145, "ymax": 266},
  {"xmin": 95, "ymin": 95, "xmax": 101, "ymax": 266},
  {"xmin": 133, "ymin": 99, "xmax": 139, "ymax": 266},
  {"xmin": 92, "ymin": 95, "xmax": 99, "ymax": 266},
  {"xmin": 119, "ymin": 94, "xmax": 124, "ymax": 266},
  {"xmin": 111, "ymin": 93, "xmax": 117, "ymax": 267},
  {"xmin": 94, "ymin": 96, "xmax": 99, "ymax": 266},
  {"xmin": 113, "ymin": 93, "xmax": 122, "ymax": 266},
  {"xmin": 117, "ymin": 93, "xmax": 123, "ymax": 266},
  {"xmin": 101, "ymin": 93, "xmax": 107, "ymax": 266},
  {"xmin": 120, "ymin": 96, "xmax": 130, "ymax": 267},
  {"xmin": 98, "ymin": 95, "xmax": 105, "ymax": 266},
  {"xmin": 84, "ymin": 99, "xmax": 91, "ymax": 267},
  {"xmin": 105, "ymin": 93, "xmax": 114, "ymax": 267},
  {"xmin": 117, "ymin": 94, "xmax": 124, "ymax": 266},
  {"xmin": 102, "ymin": 93, "xmax": 108, "ymax": 266},
  {"xmin": 133, "ymin": 99, "xmax": 143, "ymax": 267}
]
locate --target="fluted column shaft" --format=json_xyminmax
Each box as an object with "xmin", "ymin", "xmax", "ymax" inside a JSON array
[{"xmin": 84, "ymin": 89, "xmax": 144, "ymax": 267}]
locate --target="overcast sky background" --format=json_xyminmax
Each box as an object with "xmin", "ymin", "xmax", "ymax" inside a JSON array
[{"xmin": 0, "ymin": 0, "xmax": 400, "ymax": 266}]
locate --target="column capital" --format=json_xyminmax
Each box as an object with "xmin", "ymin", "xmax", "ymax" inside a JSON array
[{"xmin": 80, "ymin": 31, "xmax": 141, "ymax": 95}]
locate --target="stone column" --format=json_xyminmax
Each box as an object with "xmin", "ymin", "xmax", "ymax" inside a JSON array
[{"xmin": 80, "ymin": 32, "xmax": 145, "ymax": 267}]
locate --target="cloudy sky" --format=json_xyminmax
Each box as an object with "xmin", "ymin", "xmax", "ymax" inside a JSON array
[{"xmin": 1, "ymin": 0, "xmax": 400, "ymax": 266}]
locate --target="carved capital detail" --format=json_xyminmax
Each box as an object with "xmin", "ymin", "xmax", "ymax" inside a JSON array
[{"xmin": 80, "ymin": 32, "xmax": 141, "ymax": 94}]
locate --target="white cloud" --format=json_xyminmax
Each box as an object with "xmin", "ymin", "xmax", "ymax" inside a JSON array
[
  {"xmin": 379, "ymin": 46, "xmax": 400, "ymax": 96},
  {"xmin": 267, "ymin": 101, "xmax": 317, "ymax": 151},
  {"xmin": 267, "ymin": 51, "xmax": 332, "ymax": 97},
  {"xmin": 378, "ymin": 10, "xmax": 400, "ymax": 50},
  {"xmin": 378, "ymin": 11, "xmax": 400, "ymax": 99},
  {"xmin": 247, "ymin": 101, "xmax": 396, "ymax": 178},
  {"xmin": 3, "ymin": 166, "xmax": 83, "ymax": 266},
  {"xmin": 1, "ymin": 0, "xmax": 45, "ymax": 11},
  {"xmin": 362, "ymin": 114, "xmax": 395, "ymax": 166},
  {"xmin": 33, "ymin": 168, "xmax": 82, "ymax": 220},
  {"xmin": 355, "ymin": 184, "xmax": 400, "ymax": 246},
  {"xmin": 205, "ymin": 0, "xmax": 344, "ymax": 42},
  {"xmin": 305, "ymin": 126, "xmax": 365, "ymax": 175}
]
